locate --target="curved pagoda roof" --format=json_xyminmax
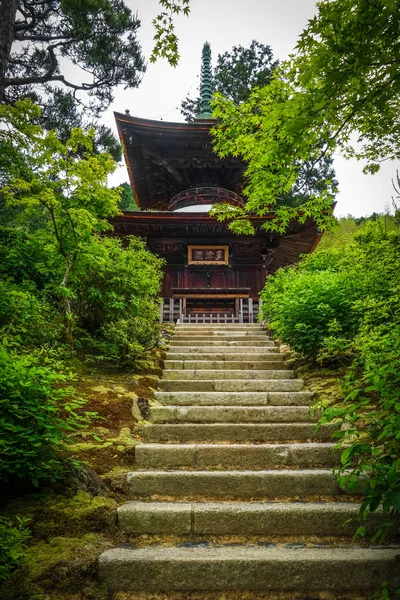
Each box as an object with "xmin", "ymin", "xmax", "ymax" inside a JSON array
[{"xmin": 114, "ymin": 112, "xmax": 246, "ymax": 211}]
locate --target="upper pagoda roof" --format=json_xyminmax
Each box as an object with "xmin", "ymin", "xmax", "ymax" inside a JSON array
[{"xmin": 114, "ymin": 111, "xmax": 246, "ymax": 211}]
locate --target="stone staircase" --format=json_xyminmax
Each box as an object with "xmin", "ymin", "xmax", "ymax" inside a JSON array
[{"xmin": 99, "ymin": 323, "xmax": 400, "ymax": 598}]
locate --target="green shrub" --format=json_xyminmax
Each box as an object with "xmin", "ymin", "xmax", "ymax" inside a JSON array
[
  {"xmin": 0, "ymin": 517, "xmax": 30, "ymax": 580},
  {"xmin": 101, "ymin": 317, "xmax": 160, "ymax": 366},
  {"xmin": 260, "ymin": 220, "xmax": 400, "ymax": 521},
  {"xmin": 261, "ymin": 268, "xmax": 355, "ymax": 358},
  {"xmin": 319, "ymin": 321, "xmax": 400, "ymax": 527},
  {"xmin": 0, "ymin": 345, "xmax": 92, "ymax": 487},
  {"xmin": 73, "ymin": 236, "xmax": 163, "ymax": 363},
  {"xmin": 0, "ymin": 279, "xmax": 61, "ymax": 348},
  {"xmin": 260, "ymin": 223, "xmax": 400, "ymax": 361}
]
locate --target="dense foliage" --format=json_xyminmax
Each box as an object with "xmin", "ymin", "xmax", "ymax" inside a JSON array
[
  {"xmin": 118, "ymin": 182, "xmax": 140, "ymax": 211},
  {"xmin": 0, "ymin": 101, "xmax": 164, "ymax": 496},
  {"xmin": 260, "ymin": 217, "xmax": 400, "ymax": 525},
  {"xmin": 73, "ymin": 236, "xmax": 163, "ymax": 364},
  {"xmin": 0, "ymin": 517, "xmax": 30, "ymax": 581},
  {"xmin": 0, "ymin": 347, "xmax": 91, "ymax": 487},
  {"xmin": 211, "ymin": 0, "xmax": 400, "ymax": 234}
]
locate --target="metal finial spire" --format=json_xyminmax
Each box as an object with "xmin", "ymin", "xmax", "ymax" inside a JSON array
[{"xmin": 195, "ymin": 42, "xmax": 213, "ymax": 120}]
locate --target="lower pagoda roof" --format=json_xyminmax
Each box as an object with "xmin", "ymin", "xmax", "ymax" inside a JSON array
[{"xmin": 109, "ymin": 211, "xmax": 321, "ymax": 274}]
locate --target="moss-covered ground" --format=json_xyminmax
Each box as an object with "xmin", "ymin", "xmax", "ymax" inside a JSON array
[{"xmin": 0, "ymin": 330, "xmax": 172, "ymax": 600}]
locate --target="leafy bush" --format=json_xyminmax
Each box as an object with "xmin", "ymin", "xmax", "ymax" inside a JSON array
[
  {"xmin": 0, "ymin": 345, "xmax": 92, "ymax": 487},
  {"xmin": 260, "ymin": 219, "xmax": 400, "ymax": 521},
  {"xmin": 318, "ymin": 320, "xmax": 400, "ymax": 528},
  {"xmin": 261, "ymin": 222, "xmax": 400, "ymax": 361},
  {"xmin": 0, "ymin": 102, "xmax": 165, "ymax": 504},
  {"xmin": 0, "ymin": 279, "xmax": 61, "ymax": 348},
  {"xmin": 101, "ymin": 318, "xmax": 160, "ymax": 366},
  {"xmin": 0, "ymin": 517, "xmax": 30, "ymax": 580},
  {"xmin": 73, "ymin": 236, "xmax": 163, "ymax": 364},
  {"xmin": 260, "ymin": 268, "xmax": 355, "ymax": 358},
  {"xmin": 0, "ymin": 104, "xmax": 164, "ymax": 365}
]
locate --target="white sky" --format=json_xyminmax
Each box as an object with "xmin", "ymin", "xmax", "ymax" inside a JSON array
[{"xmin": 103, "ymin": 0, "xmax": 399, "ymax": 218}]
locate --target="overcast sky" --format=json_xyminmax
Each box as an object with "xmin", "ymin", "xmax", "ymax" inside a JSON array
[{"xmin": 103, "ymin": 0, "xmax": 398, "ymax": 217}]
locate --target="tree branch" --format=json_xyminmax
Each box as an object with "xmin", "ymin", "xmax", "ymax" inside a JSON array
[{"xmin": 14, "ymin": 33, "xmax": 70, "ymax": 41}]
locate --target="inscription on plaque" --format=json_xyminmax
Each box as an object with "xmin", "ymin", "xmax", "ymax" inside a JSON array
[{"xmin": 188, "ymin": 245, "xmax": 229, "ymax": 265}]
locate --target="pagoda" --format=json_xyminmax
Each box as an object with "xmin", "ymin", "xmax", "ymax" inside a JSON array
[{"xmin": 111, "ymin": 43, "xmax": 321, "ymax": 323}]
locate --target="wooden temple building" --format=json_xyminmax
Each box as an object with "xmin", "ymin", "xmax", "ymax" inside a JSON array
[{"xmin": 111, "ymin": 43, "xmax": 321, "ymax": 323}]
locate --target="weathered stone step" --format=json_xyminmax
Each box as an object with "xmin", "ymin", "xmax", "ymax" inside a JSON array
[
  {"xmin": 170, "ymin": 340, "xmax": 273, "ymax": 347},
  {"xmin": 126, "ymin": 469, "xmax": 342, "ymax": 498},
  {"xmin": 166, "ymin": 349, "xmax": 282, "ymax": 359},
  {"xmin": 141, "ymin": 423, "xmax": 334, "ymax": 443},
  {"xmin": 134, "ymin": 443, "xmax": 336, "ymax": 469},
  {"xmin": 149, "ymin": 406, "xmax": 316, "ymax": 424},
  {"xmin": 163, "ymin": 370, "xmax": 294, "ymax": 381},
  {"xmin": 164, "ymin": 360, "xmax": 287, "ymax": 370},
  {"xmin": 166, "ymin": 348, "xmax": 285, "ymax": 360},
  {"xmin": 154, "ymin": 391, "xmax": 313, "ymax": 406},
  {"xmin": 173, "ymin": 334, "xmax": 270, "ymax": 341},
  {"xmin": 169, "ymin": 341, "xmax": 277, "ymax": 349},
  {"xmin": 174, "ymin": 327, "xmax": 265, "ymax": 333},
  {"xmin": 99, "ymin": 545, "xmax": 400, "ymax": 592},
  {"xmin": 117, "ymin": 501, "xmax": 379, "ymax": 536},
  {"xmin": 175, "ymin": 324, "xmax": 264, "ymax": 331},
  {"xmin": 159, "ymin": 379, "xmax": 303, "ymax": 392}
]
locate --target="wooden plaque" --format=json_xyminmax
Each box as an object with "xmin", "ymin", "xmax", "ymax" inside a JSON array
[{"xmin": 188, "ymin": 245, "xmax": 229, "ymax": 265}]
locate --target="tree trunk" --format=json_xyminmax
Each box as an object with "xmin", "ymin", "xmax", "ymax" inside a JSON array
[
  {"xmin": 0, "ymin": 0, "xmax": 18, "ymax": 101},
  {"xmin": 60, "ymin": 256, "xmax": 75, "ymax": 346}
]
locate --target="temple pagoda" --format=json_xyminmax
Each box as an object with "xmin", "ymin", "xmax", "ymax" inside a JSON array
[{"xmin": 111, "ymin": 43, "xmax": 321, "ymax": 323}]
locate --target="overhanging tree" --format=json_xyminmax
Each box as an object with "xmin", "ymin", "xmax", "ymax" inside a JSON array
[
  {"xmin": 0, "ymin": 0, "xmax": 145, "ymax": 108},
  {"xmin": 1, "ymin": 99, "xmax": 121, "ymax": 343},
  {"xmin": 181, "ymin": 40, "xmax": 337, "ymax": 227},
  {"xmin": 210, "ymin": 0, "xmax": 400, "ymax": 233},
  {"xmin": 0, "ymin": 0, "xmax": 147, "ymax": 157}
]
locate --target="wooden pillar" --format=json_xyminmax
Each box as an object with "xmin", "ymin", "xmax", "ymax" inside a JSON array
[
  {"xmin": 169, "ymin": 298, "xmax": 174, "ymax": 323},
  {"xmin": 179, "ymin": 299, "xmax": 183, "ymax": 322},
  {"xmin": 234, "ymin": 298, "xmax": 239, "ymax": 318},
  {"xmin": 159, "ymin": 300, "xmax": 164, "ymax": 323},
  {"xmin": 248, "ymin": 298, "xmax": 254, "ymax": 323},
  {"xmin": 239, "ymin": 299, "xmax": 243, "ymax": 323}
]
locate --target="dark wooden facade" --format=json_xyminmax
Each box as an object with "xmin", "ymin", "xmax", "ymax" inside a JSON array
[{"xmin": 111, "ymin": 113, "xmax": 321, "ymax": 322}]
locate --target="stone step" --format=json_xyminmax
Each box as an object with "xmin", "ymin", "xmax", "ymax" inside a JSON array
[
  {"xmin": 166, "ymin": 348, "xmax": 282, "ymax": 358},
  {"xmin": 173, "ymin": 334, "xmax": 270, "ymax": 341},
  {"xmin": 163, "ymin": 370, "xmax": 294, "ymax": 381},
  {"xmin": 165, "ymin": 353, "xmax": 284, "ymax": 362},
  {"xmin": 164, "ymin": 360, "xmax": 288, "ymax": 370},
  {"xmin": 149, "ymin": 406, "xmax": 316, "ymax": 424},
  {"xmin": 99, "ymin": 545, "xmax": 400, "ymax": 592},
  {"xmin": 158, "ymin": 379, "xmax": 303, "ymax": 392},
  {"xmin": 154, "ymin": 391, "xmax": 313, "ymax": 406},
  {"xmin": 117, "ymin": 501, "xmax": 380, "ymax": 536},
  {"xmin": 134, "ymin": 443, "xmax": 337, "ymax": 469},
  {"xmin": 174, "ymin": 328, "xmax": 266, "ymax": 333},
  {"xmin": 170, "ymin": 340, "xmax": 273, "ymax": 347},
  {"xmin": 175, "ymin": 324, "xmax": 264, "ymax": 330},
  {"xmin": 126, "ymin": 469, "xmax": 342, "ymax": 499},
  {"xmin": 141, "ymin": 423, "xmax": 334, "ymax": 443}
]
